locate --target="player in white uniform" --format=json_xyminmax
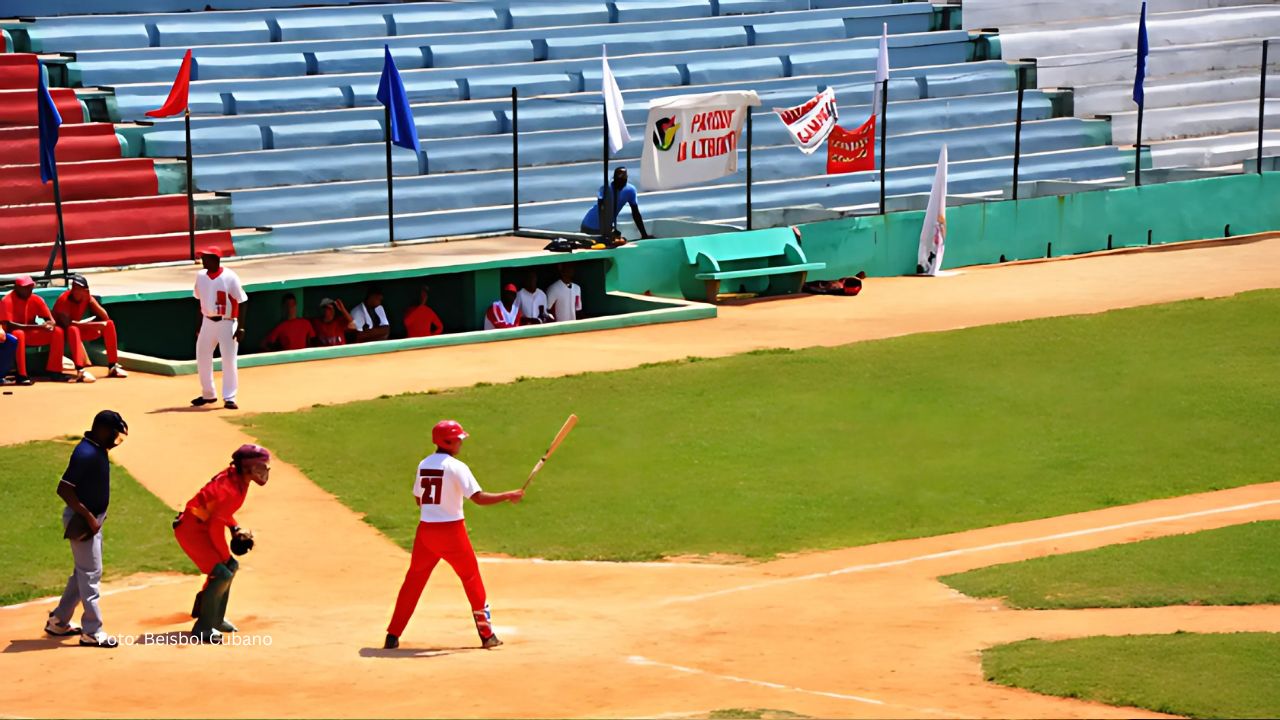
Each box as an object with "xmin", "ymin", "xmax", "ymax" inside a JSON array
[
  {"xmin": 191, "ymin": 246, "xmax": 248, "ymax": 410},
  {"xmin": 384, "ymin": 420, "xmax": 524, "ymax": 650},
  {"xmin": 547, "ymin": 264, "xmax": 583, "ymax": 322}
]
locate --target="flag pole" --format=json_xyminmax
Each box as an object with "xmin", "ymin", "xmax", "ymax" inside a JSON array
[
  {"xmin": 1134, "ymin": 102, "xmax": 1144, "ymax": 187},
  {"xmin": 878, "ymin": 78, "xmax": 888, "ymax": 214},
  {"xmin": 1259, "ymin": 39, "xmax": 1270, "ymax": 175},
  {"xmin": 43, "ymin": 169, "xmax": 70, "ymax": 283},
  {"xmin": 602, "ymin": 107, "xmax": 611, "ymax": 240},
  {"xmin": 746, "ymin": 110, "xmax": 753, "ymax": 230},
  {"xmin": 1012, "ymin": 65, "xmax": 1026, "ymax": 201},
  {"xmin": 1134, "ymin": 3, "xmax": 1147, "ymax": 187},
  {"xmin": 511, "ymin": 87, "xmax": 519, "ymax": 233},
  {"xmin": 185, "ymin": 108, "xmax": 196, "ymax": 260},
  {"xmin": 384, "ymin": 103, "xmax": 395, "ymax": 244}
]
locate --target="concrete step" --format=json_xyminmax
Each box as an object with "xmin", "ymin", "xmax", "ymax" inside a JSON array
[
  {"xmin": 962, "ymin": 0, "xmax": 1265, "ymax": 31},
  {"xmin": 1071, "ymin": 69, "xmax": 1279, "ymax": 116},
  {"xmin": 1149, "ymin": 128, "xmax": 1280, "ymax": 168},
  {"xmin": 1036, "ymin": 37, "xmax": 1277, "ymax": 88},
  {"xmin": 1108, "ymin": 97, "xmax": 1280, "ymax": 142}
]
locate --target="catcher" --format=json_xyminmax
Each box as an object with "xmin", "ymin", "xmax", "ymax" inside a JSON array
[{"xmin": 173, "ymin": 444, "xmax": 270, "ymax": 643}]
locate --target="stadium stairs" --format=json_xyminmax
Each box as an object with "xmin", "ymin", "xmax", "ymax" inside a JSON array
[
  {"xmin": 963, "ymin": 0, "xmax": 1280, "ymax": 170},
  {"xmin": 1, "ymin": 0, "xmax": 1138, "ymax": 270}
]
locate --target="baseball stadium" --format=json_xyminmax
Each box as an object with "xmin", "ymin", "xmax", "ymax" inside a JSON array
[{"xmin": 1, "ymin": 0, "xmax": 1278, "ymax": 717}]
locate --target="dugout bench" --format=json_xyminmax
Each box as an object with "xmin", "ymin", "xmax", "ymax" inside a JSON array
[{"xmin": 680, "ymin": 227, "xmax": 825, "ymax": 303}]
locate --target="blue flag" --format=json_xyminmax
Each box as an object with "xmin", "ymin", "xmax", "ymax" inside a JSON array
[
  {"xmin": 375, "ymin": 46, "xmax": 421, "ymax": 154},
  {"xmin": 1133, "ymin": 1, "xmax": 1148, "ymax": 106},
  {"xmin": 37, "ymin": 63, "xmax": 63, "ymax": 185}
]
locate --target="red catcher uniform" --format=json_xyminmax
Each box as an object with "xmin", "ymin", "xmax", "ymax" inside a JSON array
[
  {"xmin": 53, "ymin": 289, "xmax": 121, "ymax": 368},
  {"xmin": 1, "ymin": 285, "xmax": 65, "ymax": 375},
  {"xmin": 386, "ymin": 447, "xmax": 494, "ymax": 642},
  {"xmin": 174, "ymin": 466, "xmax": 250, "ymax": 573}
]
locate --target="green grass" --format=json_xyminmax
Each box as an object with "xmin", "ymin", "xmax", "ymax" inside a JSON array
[
  {"xmin": 942, "ymin": 521, "xmax": 1280, "ymax": 609},
  {"xmin": 984, "ymin": 633, "xmax": 1280, "ymax": 719},
  {"xmin": 235, "ymin": 290, "xmax": 1280, "ymax": 561},
  {"xmin": 706, "ymin": 710, "xmax": 808, "ymax": 719},
  {"xmin": 0, "ymin": 440, "xmax": 195, "ymax": 605}
]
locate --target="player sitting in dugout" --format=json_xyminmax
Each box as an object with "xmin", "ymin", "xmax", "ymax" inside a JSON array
[
  {"xmin": 312, "ymin": 298, "xmax": 353, "ymax": 346},
  {"xmin": 515, "ymin": 270, "xmax": 550, "ymax": 325},
  {"xmin": 403, "ymin": 285, "xmax": 444, "ymax": 338},
  {"xmin": 260, "ymin": 293, "xmax": 315, "ymax": 352},
  {"xmin": 349, "ymin": 286, "xmax": 391, "ymax": 343},
  {"xmin": 483, "ymin": 284, "xmax": 522, "ymax": 330}
]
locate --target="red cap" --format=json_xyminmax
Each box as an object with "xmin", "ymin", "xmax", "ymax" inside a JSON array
[
  {"xmin": 502, "ymin": 283, "xmax": 518, "ymax": 292},
  {"xmin": 14, "ymin": 275, "xmax": 35, "ymax": 287},
  {"xmin": 199, "ymin": 246, "xmax": 223, "ymax": 258},
  {"xmin": 432, "ymin": 420, "xmax": 468, "ymax": 447}
]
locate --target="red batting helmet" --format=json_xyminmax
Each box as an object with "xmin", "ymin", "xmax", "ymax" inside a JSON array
[{"xmin": 432, "ymin": 420, "xmax": 469, "ymax": 447}]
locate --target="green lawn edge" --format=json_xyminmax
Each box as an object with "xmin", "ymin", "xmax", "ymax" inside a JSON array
[
  {"xmin": 0, "ymin": 440, "xmax": 197, "ymax": 605},
  {"xmin": 984, "ymin": 633, "xmax": 1280, "ymax": 719}
]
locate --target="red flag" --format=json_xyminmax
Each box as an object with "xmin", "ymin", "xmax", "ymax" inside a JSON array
[
  {"xmin": 146, "ymin": 50, "xmax": 192, "ymax": 118},
  {"xmin": 826, "ymin": 115, "xmax": 876, "ymax": 175}
]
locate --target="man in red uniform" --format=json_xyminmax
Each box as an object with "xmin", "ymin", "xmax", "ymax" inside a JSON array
[
  {"xmin": 403, "ymin": 285, "xmax": 444, "ymax": 339},
  {"xmin": 260, "ymin": 293, "xmax": 315, "ymax": 352},
  {"xmin": 1, "ymin": 275, "xmax": 70, "ymax": 381},
  {"xmin": 385, "ymin": 420, "xmax": 524, "ymax": 650},
  {"xmin": 53, "ymin": 275, "xmax": 127, "ymax": 381},
  {"xmin": 173, "ymin": 444, "xmax": 270, "ymax": 644}
]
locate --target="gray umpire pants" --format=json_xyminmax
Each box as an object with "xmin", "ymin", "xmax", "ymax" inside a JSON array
[{"xmin": 52, "ymin": 507, "xmax": 105, "ymax": 635}]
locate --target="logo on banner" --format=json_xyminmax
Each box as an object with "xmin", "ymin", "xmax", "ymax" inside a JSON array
[
  {"xmin": 773, "ymin": 87, "xmax": 839, "ymax": 155},
  {"xmin": 652, "ymin": 117, "xmax": 679, "ymax": 151},
  {"xmin": 826, "ymin": 115, "xmax": 876, "ymax": 175}
]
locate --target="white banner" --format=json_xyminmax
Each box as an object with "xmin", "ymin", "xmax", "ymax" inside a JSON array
[
  {"xmin": 641, "ymin": 90, "xmax": 761, "ymax": 190},
  {"xmin": 773, "ymin": 87, "xmax": 839, "ymax": 155},
  {"xmin": 918, "ymin": 144, "xmax": 948, "ymax": 276}
]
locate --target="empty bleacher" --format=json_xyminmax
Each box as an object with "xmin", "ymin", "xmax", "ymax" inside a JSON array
[
  {"xmin": 965, "ymin": 0, "xmax": 1279, "ymax": 170},
  {"xmin": 2, "ymin": 0, "xmax": 1144, "ymax": 271}
]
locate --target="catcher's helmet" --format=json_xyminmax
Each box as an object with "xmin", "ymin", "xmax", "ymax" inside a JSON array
[{"xmin": 432, "ymin": 420, "xmax": 469, "ymax": 447}]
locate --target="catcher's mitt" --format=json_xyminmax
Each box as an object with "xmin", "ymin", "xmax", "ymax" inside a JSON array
[{"xmin": 230, "ymin": 529, "xmax": 255, "ymax": 556}]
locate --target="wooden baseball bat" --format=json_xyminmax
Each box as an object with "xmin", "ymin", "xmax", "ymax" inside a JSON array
[{"xmin": 522, "ymin": 414, "xmax": 578, "ymax": 491}]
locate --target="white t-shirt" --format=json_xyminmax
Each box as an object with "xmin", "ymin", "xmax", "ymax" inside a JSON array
[
  {"xmin": 193, "ymin": 268, "xmax": 248, "ymax": 319},
  {"xmin": 547, "ymin": 280, "xmax": 582, "ymax": 322},
  {"xmin": 414, "ymin": 453, "xmax": 482, "ymax": 523},
  {"xmin": 350, "ymin": 302, "xmax": 389, "ymax": 332},
  {"xmin": 515, "ymin": 288, "xmax": 548, "ymax": 321}
]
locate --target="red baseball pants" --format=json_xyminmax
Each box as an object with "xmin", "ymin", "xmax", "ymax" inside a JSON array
[
  {"xmin": 10, "ymin": 326, "xmax": 65, "ymax": 375},
  {"xmin": 65, "ymin": 320, "xmax": 119, "ymax": 367},
  {"xmin": 387, "ymin": 520, "xmax": 488, "ymax": 638},
  {"xmin": 174, "ymin": 514, "xmax": 227, "ymax": 575}
]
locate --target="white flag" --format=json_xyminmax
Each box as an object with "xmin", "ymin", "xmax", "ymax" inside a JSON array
[
  {"xmin": 602, "ymin": 45, "xmax": 631, "ymax": 155},
  {"xmin": 772, "ymin": 87, "xmax": 839, "ymax": 155},
  {"xmin": 918, "ymin": 144, "xmax": 948, "ymax": 276},
  {"xmin": 872, "ymin": 23, "xmax": 889, "ymax": 114},
  {"xmin": 641, "ymin": 90, "xmax": 761, "ymax": 190}
]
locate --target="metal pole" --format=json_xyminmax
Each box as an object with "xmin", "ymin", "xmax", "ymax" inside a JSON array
[
  {"xmin": 384, "ymin": 104, "xmax": 395, "ymax": 243},
  {"xmin": 878, "ymin": 78, "xmax": 888, "ymax": 214},
  {"xmin": 1134, "ymin": 99, "xmax": 1144, "ymax": 187},
  {"xmin": 1012, "ymin": 66, "xmax": 1025, "ymax": 200},
  {"xmin": 42, "ymin": 169, "xmax": 70, "ymax": 282},
  {"xmin": 185, "ymin": 108, "xmax": 196, "ymax": 260},
  {"xmin": 511, "ymin": 87, "xmax": 519, "ymax": 233},
  {"xmin": 602, "ymin": 107, "xmax": 611, "ymax": 239},
  {"xmin": 746, "ymin": 110, "xmax": 753, "ymax": 230},
  {"xmin": 1259, "ymin": 40, "xmax": 1270, "ymax": 175}
]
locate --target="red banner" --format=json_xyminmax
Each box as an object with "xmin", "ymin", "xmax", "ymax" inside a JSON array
[{"xmin": 826, "ymin": 115, "xmax": 876, "ymax": 175}]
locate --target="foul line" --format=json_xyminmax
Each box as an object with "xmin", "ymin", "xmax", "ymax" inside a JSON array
[
  {"xmin": 1, "ymin": 576, "xmax": 187, "ymax": 612},
  {"xmin": 627, "ymin": 656, "xmax": 965, "ymax": 718},
  {"xmin": 663, "ymin": 499, "xmax": 1280, "ymax": 605},
  {"xmin": 480, "ymin": 557, "xmax": 733, "ymax": 569}
]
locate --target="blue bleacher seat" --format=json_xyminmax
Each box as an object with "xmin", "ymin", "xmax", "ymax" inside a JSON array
[
  {"xmin": 507, "ymin": 3, "xmax": 611, "ymax": 29},
  {"xmin": 151, "ymin": 20, "xmax": 273, "ymax": 48},
  {"xmin": 275, "ymin": 13, "xmax": 388, "ymax": 42},
  {"xmin": 429, "ymin": 40, "xmax": 539, "ymax": 68},
  {"xmin": 687, "ymin": 56, "xmax": 787, "ymax": 85},
  {"xmin": 613, "ymin": 1, "xmax": 712, "ymax": 23},
  {"xmin": 389, "ymin": 7, "xmax": 505, "ymax": 36},
  {"xmin": 312, "ymin": 46, "xmax": 428, "ymax": 75},
  {"xmin": 750, "ymin": 19, "xmax": 848, "ymax": 45}
]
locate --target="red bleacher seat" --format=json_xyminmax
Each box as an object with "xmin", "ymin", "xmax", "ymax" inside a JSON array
[
  {"xmin": 0, "ymin": 123, "xmax": 123, "ymax": 163},
  {"xmin": 0, "ymin": 230, "xmax": 234, "ymax": 275},
  {"xmin": 0, "ymin": 158, "xmax": 159, "ymax": 204}
]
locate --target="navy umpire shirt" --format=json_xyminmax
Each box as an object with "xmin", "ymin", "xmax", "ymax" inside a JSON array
[{"xmin": 61, "ymin": 435, "xmax": 110, "ymax": 516}]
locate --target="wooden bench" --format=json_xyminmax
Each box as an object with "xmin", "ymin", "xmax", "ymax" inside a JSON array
[{"xmin": 681, "ymin": 228, "xmax": 826, "ymax": 303}]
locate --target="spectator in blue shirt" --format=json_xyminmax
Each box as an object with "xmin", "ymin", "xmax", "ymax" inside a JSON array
[
  {"xmin": 580, "ymin": 167, "xmax": 650, "ymax": 240},
  {"xmin": 46, "ymin": 410, "xmax": 129, "ymax": 648}
]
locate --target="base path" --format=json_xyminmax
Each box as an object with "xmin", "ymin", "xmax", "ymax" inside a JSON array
[{"xmin": 1, "ymin": 236, "xmax": 1278, "ymax": 719}]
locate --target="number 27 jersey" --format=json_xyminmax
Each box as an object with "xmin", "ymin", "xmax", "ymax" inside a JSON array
[{"xmin": 415, "ymin": 453, "xmax": 482, "ymax": 523}]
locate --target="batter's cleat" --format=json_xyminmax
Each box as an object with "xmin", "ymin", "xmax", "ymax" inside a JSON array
[
  {"xmin": 75, "ymin": 368, "xmax": 96, "ymax": 383},
  {"xmin": 79, "ymin": 631, "xmax": 118, "ymax": 648},
  {"xmin": 44, "ymin": 614, "xmax": 80, "ymax": 637},
  {"xmin": 108, "ymin": 364, "xmax": 128, "ymax": 379},
  {"xmin": 191, "ymin": 626, "xmax": 223, "ymax": 645},
  {"xmin": 223, "ymin": 400, "xmax": 239, "ymax": 410},
  {"xmin": 191, "ymin": 396, "xmax": 216, "ymax": 407},
  {"xmin": 480, "ymin": 634, "xmax": 503, "ymax": 649},
  {"xmin": 383, "ymin": 633, "xmax": 399, "ymax": 650},
  {"xmin": 217, "ymin": 618, "xmax": 238, "ymax": 633}
]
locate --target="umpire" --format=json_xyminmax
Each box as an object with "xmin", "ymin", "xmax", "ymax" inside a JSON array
[{"xmin": 45, "ymin": 410, "xmax": 128, "ymax": 648}]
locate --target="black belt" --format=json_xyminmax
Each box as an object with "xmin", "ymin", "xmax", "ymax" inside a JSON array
[{"xmin": 206, "ymin": 316, "xmax": 229, "ymax": 322}]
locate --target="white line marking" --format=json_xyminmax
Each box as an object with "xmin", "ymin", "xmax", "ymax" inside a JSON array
[
  {"xmin": 2, "ymin": 576, "xmax": 188, "ymax": 611},
  {"xmin": 663, "ymin": 499, "xmax": 1280, "ymax": 604},
  {"xmin": 627, "ymin": 656, "xmax": 966, "ymax": 718},
  {"xmin": 480, "ymin": 557, "xmax": 734, "ymax": 569}
]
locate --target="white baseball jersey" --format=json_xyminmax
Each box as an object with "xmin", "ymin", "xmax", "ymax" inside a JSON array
[
  {"xmin": 349, "ymin": 302, "xmax": 389, "ymax": 332},
  {"xmin": 515, "ymin": 288, "xmax": 548, "ymax": 321},
  {"xmin": 547, "ymin": 280, "xmax": 582, "ymax": 322},
  {"xmin": 193, "ymin": 268, "xmax": 247, "ymax": 319},
  {"xmin": 414, "ymin": 453, "xmax": 482, "ymax": 523}
]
